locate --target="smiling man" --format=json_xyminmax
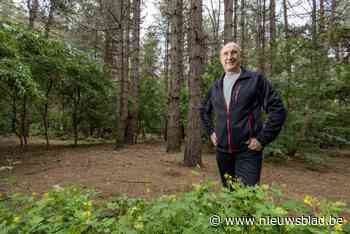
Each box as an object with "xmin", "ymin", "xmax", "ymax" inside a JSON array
[{"xmin": 200, "ymin": 42, "xmax": 286, "ymax": 187}]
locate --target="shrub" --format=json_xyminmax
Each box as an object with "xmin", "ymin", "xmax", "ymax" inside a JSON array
[{"xmin": 0, "ymin": 182, "xmax": 349, "ymax": 234}]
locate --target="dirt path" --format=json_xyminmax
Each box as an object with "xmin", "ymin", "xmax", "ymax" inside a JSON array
[{"xmin": 1, "ymin": 137, "xmax": 350, "ymax": 205}]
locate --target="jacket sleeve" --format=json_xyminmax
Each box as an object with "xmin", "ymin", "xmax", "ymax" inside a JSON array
[
  {"xmin": 200, "ymin": 86, "xmax": 215, "ymax": 137},
  {"xmin": 256, "ymin": 74, "xmax": 287, "ymax": 147}
]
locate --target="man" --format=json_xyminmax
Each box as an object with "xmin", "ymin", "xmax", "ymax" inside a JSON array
[{"xmin": 200, "ymin": 42, "xmax": 286, "ymax": 187}]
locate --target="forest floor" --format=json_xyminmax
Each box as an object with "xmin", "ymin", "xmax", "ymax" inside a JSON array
[{"xmin": 1, "ymin": 136, "xmax": 350, "ymax": 205}]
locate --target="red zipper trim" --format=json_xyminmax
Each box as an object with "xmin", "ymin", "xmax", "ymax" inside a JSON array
[
  {"xmin": 226, "ymin": 108, "xmax": 232, "ymax": 153},
  {"xmin": 223, "ymin": 79, "xmax": 241, "ymax": 153},
  {"xmin": 248, "ymin": 112, "xmax": 253, "ymax": 137},
  {"xmin": 234, "ymin": 84, "xmax": 241, "ymax": 103},
  {"xmin": 226, "ymin": 83, "xmax": 240, "ymax": 153}
]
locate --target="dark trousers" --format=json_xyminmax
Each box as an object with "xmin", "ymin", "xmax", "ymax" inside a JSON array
[{"xmin": 216, "ymin": 149, "xmax": 263, "ymax": 187}]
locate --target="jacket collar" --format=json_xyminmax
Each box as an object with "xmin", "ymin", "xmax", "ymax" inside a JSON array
[{"xmin": 216, "ymin": 66, "xmax": 250, "ymax": 88}]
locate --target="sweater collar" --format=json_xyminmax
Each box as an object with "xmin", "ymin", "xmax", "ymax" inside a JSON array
[{"xmin": 219, "ymin": 66, "xmax": 250, "ymax": 82}]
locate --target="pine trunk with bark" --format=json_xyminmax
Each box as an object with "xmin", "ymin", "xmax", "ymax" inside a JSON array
[
  {"xmin": 121, "ymin": 0, "xmax": 130, "ymax": 145},
  {"xmin": 184, "ymin": 0, "xmax": 203, "ymax": 167},
  {"xmin": 164, "ymin": 18, "xmax": 170, "ymax": 141},
  {"xmin": 105, "ymin": 0, "xmax": 125, "ymax": 149},
  {"xmin": 269, "ymin": 0, "xmax": 276, "ymax": 74},
  {"xmin": 166, "ymin": 0, "xmax": 183, "ymax": 153},
  {"xmin": 126, "ymin": 0, "xmax": 141, "ymax": 144},
  {"xmin": 240, "ymin": 0, "xmax": 246, "ymax": 65},
  {"xmin": 233, "ymin": 0, "xmax": 238, "ymax": 41},
  {"xmin": 283, "ymin": 0, "xmax": 291, "ymax": 73},
  {"xmin": 224, "ymin": 0, "xmax": 233, "ymax": 43},
  {"xmin": 44, "ymin": 0, "xmax": 56, "ymax": 37},
  {"xmin": 27, "ymin": 0, "xmax": 39, "ymax": 29}
]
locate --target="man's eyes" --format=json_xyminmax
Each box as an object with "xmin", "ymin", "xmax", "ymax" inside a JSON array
[{"xmin": 224, "ymin": 51, "xmax": 237, "ymax": 55}]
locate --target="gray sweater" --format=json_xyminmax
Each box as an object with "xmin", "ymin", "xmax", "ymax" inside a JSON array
[{"xmin": 223, "ymin": 71, "xmax": 240, "ymax": 108}]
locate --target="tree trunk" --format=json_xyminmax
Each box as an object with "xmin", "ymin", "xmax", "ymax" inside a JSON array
[
  {"xmin": 283, "ymin": 0, "xmax": 291, "ymax": 74},
  {"xmin": 73, "ymin": 88, "xmax": 80, "ymax": 146},
  {"xmin": 121, "ymin": 0, "xmax": 130, "ymax": 144},
  {"xmin": 256, "ymin": 0, "xmax": 262, "ymax": 72},
  {"xmin": 283, "ymin": 0, "xmax": 291, "ymax": 110},
  {"xmin": 311, "ymin": 0, "xmax": 317, "ymax": 49},
  {"xmin": 233, "ymin": 0, "xmax": 238, "ymax": 41},
  {"xmin": 126, "ymin": 0, "xmax": 141, "ymax": 144},
  {"xmin": 103, "ymin": 0, "xmax": 113, "ymax": 78},
  {"xmin": 20, "ymin": 95, "xmax": 28, "ymax": 149},
  {"xmin": 43, "ymin": 79, "xmax": 53, "ymax": 147},
  {"xmin": 43, "ymin": 5, "xmax": 55, "ymax": 147},
  {"xmin": 44, "ymin": 0, "xmax": 56, "ymax": 37},
  {"xmin": 184, "ymin": 0, "xmax": 203, "ymax": 167},
  {"xmin": 224, "ymin": 0, "xmax": 233, "ymax": 43},
  {"xmin": 184, "ymin": 0, "xmax": 203, "ymax": 166},
  {"xmin": 12, "ymin": 94, "xmax": 17, "ymax": 135},
  {"xmin": 240, "ymin": 0, "xmax": 246, "ymax": 65},
  {"xmin": 319, "ymin": 0, "xmax": 325, "ymax": 34},
  {"xmin": 258, "ymin": 0, "xmax": 266, "ymax": 74},
  {"xmin": 164, "ymin": 17, "xmax": 170, "ymax": 141},
  {"xmin": 167, "ymin": 0, "xmax": 183, "ymax": 153},
  {"xmin": 27, "ymin": 0, "xmax": 39, "ymax": 29},
  {"xmin": 105, "ymin": 0, "xmax": 125, "ymax": 149},
  {"xmin": 269, "ymin": 0, "xmax": 276, "ymax": 74}
]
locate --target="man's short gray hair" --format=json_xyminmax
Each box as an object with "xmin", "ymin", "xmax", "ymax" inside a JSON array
[{"xmin": 220, "ymin": 42, "xmax": 241, "ymax": 55}]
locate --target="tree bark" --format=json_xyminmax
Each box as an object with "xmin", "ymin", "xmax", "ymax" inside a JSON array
[
  {"xmin": 73, "ymin": 88, "xmax": 80, "ymax": 146},
  {"xmin": 27, "ymin": 0, "xmax": 39, "ymax": 29},
  {"xmin": 233, "ymin": 0, "xmax": 238, "ymax": 41},
  {"xmin": 11, "ymin": 94, "xmax": 17, "ymax": 135},
  {"xmin": 164, "ymin": 15, "xmax": 170, "ymax": 141},
  {"xmin": 319, "ymin": 0, "xmax": 325, "ymax": 34},
  {"xmin": 121, "ymin": 0, "xmax": 130, "ymax": 144},
  {"xmin": 240, "ymin": 0, "xmax": 246, "ymax": 65},
  {"xmin": 166, "ymin": 0, "xmax": 183, "ymax": 153},
  {"xmin": 257, "ymin": 0, "xmax": 266, "ymax": 74},
  {"xmin": 126, "ymin": 0, "xmax": 141, "ymax": 144},
  {"xmin": 184, "ymin": 0, "xmax": 203, "ymax": 167},
  {"xmin": 44, "ymin": 0, "xmax": 56, "ymax": 37},
  {"xmin": 105, "ymin": 0, "xmax": 125, "ymax": 149},
  {"xmin": 224, "ymin": 0, "xmax": 233, "ymax": 43},
  {"xmin": 269, "ymin": 0, "xmax": 276, "ymax": 74},
  {"xmin": 43, "ymin": 79, "xmax": 53, "ymax": 147}
]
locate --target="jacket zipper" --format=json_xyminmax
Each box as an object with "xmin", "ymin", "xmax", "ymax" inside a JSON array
[
  {"xmin": 225, "ymin": 82, "xmax": 240, "ymax": 153},
  {"xmin": 234, "ymin": 84, "xmax": 241, "ymax": 103},
  {"xmin": 248, "ymin": 112, "xmax": 253, "ymax": 138},
  {"xmin": 226, "ymin": 107, "xmax": 232, "ymax": 153}
]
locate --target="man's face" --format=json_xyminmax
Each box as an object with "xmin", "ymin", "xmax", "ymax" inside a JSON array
[{"xmin": 220, "ymin": 44, "xmax": 241, "ymax": 73}]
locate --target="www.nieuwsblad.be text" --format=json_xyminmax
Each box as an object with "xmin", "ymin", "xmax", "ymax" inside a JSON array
[{"xmin": 209, "ymin": 215, "xmax": 344, "ymax": 226}]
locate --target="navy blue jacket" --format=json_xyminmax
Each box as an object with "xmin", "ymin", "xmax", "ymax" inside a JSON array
[{"xmin": 200, "ymin": 67, "xmax": 287, "ymax": 153}]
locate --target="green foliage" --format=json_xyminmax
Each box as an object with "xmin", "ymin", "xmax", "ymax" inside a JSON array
[
  {"xmin": 139, "ymin": 76, "xmax": 166, "ymax": 135},
  {"xmin": 201, "ymin": 58, "xmax": 223, "ymax": 99},
  {"xmin": 1, "ymin": 182, "xmax": 349, "ymax": 233},
  {"xmin": 0, "ymin": 21, "xmax": 114, "ymax": 141}
]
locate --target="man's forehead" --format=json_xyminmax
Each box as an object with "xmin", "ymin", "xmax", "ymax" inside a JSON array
[{"xmin": 221, "ymin": 43, "xmax": 240, "ymax": 54}]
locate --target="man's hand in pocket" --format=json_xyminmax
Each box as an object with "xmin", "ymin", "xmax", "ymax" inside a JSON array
[
  {"xmin": 210, "ymin": 132, "xmax": 217, "ymax": 146},
  {"xmin": 245, "ymin": 138, "xmax": 262, "ymax": 151}
]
